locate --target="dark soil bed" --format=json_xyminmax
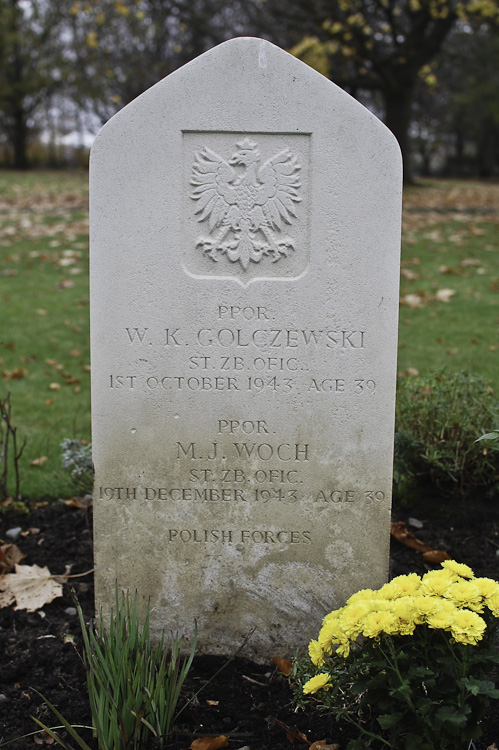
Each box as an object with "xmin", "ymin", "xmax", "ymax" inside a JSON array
[{"xmin": 1, "ymin": 503, "xmax": 498, "ymax": 749}]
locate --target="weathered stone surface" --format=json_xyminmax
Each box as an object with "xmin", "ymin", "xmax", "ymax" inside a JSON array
[{"xmin": 90, "ymin": 37, "xmax": 402, "ymax": 660}]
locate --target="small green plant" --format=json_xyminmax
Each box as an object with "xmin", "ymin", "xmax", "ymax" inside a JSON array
[
  {"xmin": 476, "ymin": 429, "xmax": 499, "ymax": 444},
  {"xmin": 394, "ymin": 371, "xmax": 499, "ymax": 506},
  {"xmin": 0, "ymin": 393, "xmax": 26, "ymax": 502},
  {"xmin": 293, "ymin": 560, "xmax": 499, "ymax": 749},
  {"xmin": 60, "ymin": 438, "xmax": 93, "ymax": 494},
  {"xmin": 34, "ymin": 589, "xmax": 197, "ymax": 749}
]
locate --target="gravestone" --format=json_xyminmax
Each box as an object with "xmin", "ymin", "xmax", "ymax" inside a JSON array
[{"xmin": 90, "ymin": 37, "xmax": 402, "ymax": 660}]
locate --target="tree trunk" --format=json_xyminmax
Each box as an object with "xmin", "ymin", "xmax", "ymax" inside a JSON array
[
  {"xmin": 12, "ymin": 107, "xmax": 29, "ymax": 170},
  {"xmin": 383, "ymin": 86, "xmax": 414, "ymax": 184}
]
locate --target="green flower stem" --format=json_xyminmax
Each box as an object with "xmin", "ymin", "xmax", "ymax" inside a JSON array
[
  {"xmin": 380, "ymin": 636, "xmax": 436, "ymax": 748},
  {"xmin": 344, "ymin": 715, "xmax": 392, "ymax": 747}
]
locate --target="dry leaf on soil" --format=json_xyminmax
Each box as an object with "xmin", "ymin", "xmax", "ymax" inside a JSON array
[
  {"xmin": 190, "ymin": 736, "xmax": 229, "ymax": 750},
  {"xmin": 422, "ymin": 549, "xmax": 451, "ymax": 563},
  {"xmin": 273, "ymin": 656, "xmax": 293, "ymax": 675},
  {"xmin": 390, "ymin": 522, "xmax": 433, "ymax": 553},
  {"xmin": 33, "ymin": 730, "xmax": 55, "ymax": 745},
  {"xmin": 269, "ymin": 717, "xmax": 309, "ymax": 745},
  {"xmin": 391, "ymin": 522, "xmax": 450, "ymax": 564},
  {"xmin": 0, "ymin": 543, "xmax": 26, "ymax": 574},
  {"xmin": 0, "ymin": 564, "xmax": 63, "ymax": 611},
  {"xmin": 64, "ymin": 496, "xmax": 92, "ymax": 509}
]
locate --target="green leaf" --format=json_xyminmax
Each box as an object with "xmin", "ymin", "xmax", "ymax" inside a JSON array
[
  {"xmin": 404, "ymin": 732, "xmax": 434, "ymax": 750},
  {"xmin": 377, "ymin": 711, "xmax": 405, "ymax": 729},
  {"xmin": 389, "ymin": 680, "xmax": 412, "ymax": 701},
  {"xmin": 459, "ymin": 677, "xmax": 499, "ymax": 698},
  {"xmin": 433, "ymin": 703, "xmax": 471, "ymax": 731},
  {"xmin": 32, "ymin": 694, "xmax": 93, "ymax": 750},
  {"xmin": 475, "ymin": 431, "xmax": 499, "ymax": 442}
]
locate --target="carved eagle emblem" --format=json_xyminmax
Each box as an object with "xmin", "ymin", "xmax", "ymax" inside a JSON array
[{"xmin": 190, "ymin": 138, "xmax": 302, "ymax": 270}]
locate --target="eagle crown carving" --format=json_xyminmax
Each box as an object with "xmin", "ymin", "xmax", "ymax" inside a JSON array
[{"xmin": 190, "ymin": 139, "xmax": 302, "ymax": 270}]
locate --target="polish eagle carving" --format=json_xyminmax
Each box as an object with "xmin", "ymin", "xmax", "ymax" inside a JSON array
[{"xmin": 190, "ymin": 138, "xmax": 302, "ymax": 270}]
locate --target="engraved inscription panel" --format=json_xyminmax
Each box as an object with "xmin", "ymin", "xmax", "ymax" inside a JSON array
[{"xmin": 183, "ymin": 132, "xmax": 310, "ymax": 285}]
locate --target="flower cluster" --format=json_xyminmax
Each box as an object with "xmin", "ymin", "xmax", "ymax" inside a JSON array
[{"xmin": 303, "ymin": 560, "xmax": 499, "ymax": 694}]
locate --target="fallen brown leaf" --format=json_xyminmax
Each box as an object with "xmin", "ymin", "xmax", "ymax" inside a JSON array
[
  {"xmin": 2, "ymin": 367, "xmax": 27, "ymax": 381},
  {"xmin": 64, "ymin": 496, "xmax": 93, "ymax": 509},
  {"xmin": 0, "ymin": 543, "xmax": 26, "ymax": 574},
  {"xmin": 56, "ymin": 279, "xmax": 75, "ymax": 289},
  {"xmin": 461, "ymin": 258, "xmax": 482, "ymax": 267},
  {"xmin": 400, "ymin": 293, "xmax": 424, "ymax": 308},
  {"xmin": 273, "ymin": 656, "xmax": 292, "ymax": 675},
  {"xmin": 434, "ymin": 288, "xmax": 456, "ymax": 303},
  {"xmin": 33, "ymin": 730, "xmax": 55, "ymax": 745},
  {"xmin": 310, "ymin": 743, "xmax": 339, "ymax": 750},
  {"xmin": 0, "ymin": 564, "xmax": 63, "ymax": 611},
  {"xmin": 190, "ymin": 736, "xmax": 229, "ymax": 750},
  {"xmin": 401, "ymin": 269, "xmax": 419, "ymax": 280},
  {"xmin": 422, "ymin": 549, "xmax": 451, "ymax": 563},
  {"xmin": 31, "ymin": 456, "xmax": 48, "ymax": 467},
  {"xmin": 269, "ymin": 717, "xmax": 308, "ymax": 745},
  {"xmin": 390, "ymin": 522, "xmax": 433, "ymax": 553}
]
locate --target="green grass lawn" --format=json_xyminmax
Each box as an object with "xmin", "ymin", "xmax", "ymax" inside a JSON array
[
  {"xmin": 0, "ymin": 170, "xmax": 90, "ymax": 501},
  {"xmin": 0, "ymin": 172, "xmax": 498, "ymax": 501},
  {"xmin": 397, "ymin": 216, "xmax": 499, "ymax": 384}
]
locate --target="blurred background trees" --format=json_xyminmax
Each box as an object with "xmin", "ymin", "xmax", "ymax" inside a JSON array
[{"xmin": 0, "ymin": 0, "xmax": 498, "ymax": 178}]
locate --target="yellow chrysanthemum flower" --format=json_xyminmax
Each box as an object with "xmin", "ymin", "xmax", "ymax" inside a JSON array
[
  {"xmin": 445, "ymin": 581, "xmax": 482, "ymax": 611},
  {"xmin": 362, "ymin": 610, "xmax": 398, "ymax": 638},
  {"xmin": 322, "ymin": 609, "xmax": 342, "ymax": 627},
  {"xmin": 391, "ymin": 596, "xmax": 417, "ymax": 635},
  {"xmin": 378, "ymin": 580, "xmax": 403, "ymax": 600},
  {"xmin": 441, "ymin": 560, "xmax": 475, "ymax": 580},
  {"xmin": 439, "ymin": 598, "xmax": 459, "ymax": 615},
  {"xmin": 378, "ymin": 575, "xmax": 420, "ymax": 600},
  {"xmin": 475, "ymin": 577, "xmax": 499, "ymax": 599},
  {"xmin": 339, "ymin": 601, "xmax": 372, "ymax": 639},
  {"xmin": 308, "ymin": 639, "xmax": 325, "ymax": 667},
  {"xmin": 450, "ymin": 609, "xmax": 486, "ymax": 645},
  {"xmin": 336, "ymin": 640, "xmax": 351, "ymax": 658},
  {"xmin": 485, "ymin": 590, "xmax": 499, "ymax": 617},
  {"xmin": 391, "ymin": 573, "xmax": 421, "ymax": 597},
  {"xmin": 412, "ymin": 595, "xmax": 440, "ymax": 621},
  {"xmin": 426, "ymin": 609, "xmax": 454, "ymax": 631},
  {"xmin": 346, "ymin": 588, "xmax": 377, "ymax": 606},
  {"xmin": 421, "ymin": 569, "xmax": 454, "ymax": 596},
  {"xmin": 318, "ymin": 618, "xmax": 346, "ymax": 653},
  {"xmin": 303, "ymin": 673, "xmax": 331, "ymax": 694}
]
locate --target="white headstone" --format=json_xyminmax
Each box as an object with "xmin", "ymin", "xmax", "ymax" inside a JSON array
[{"xmin": 90, "ymin": 37, "xmax": 402, "ymax": 660}]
